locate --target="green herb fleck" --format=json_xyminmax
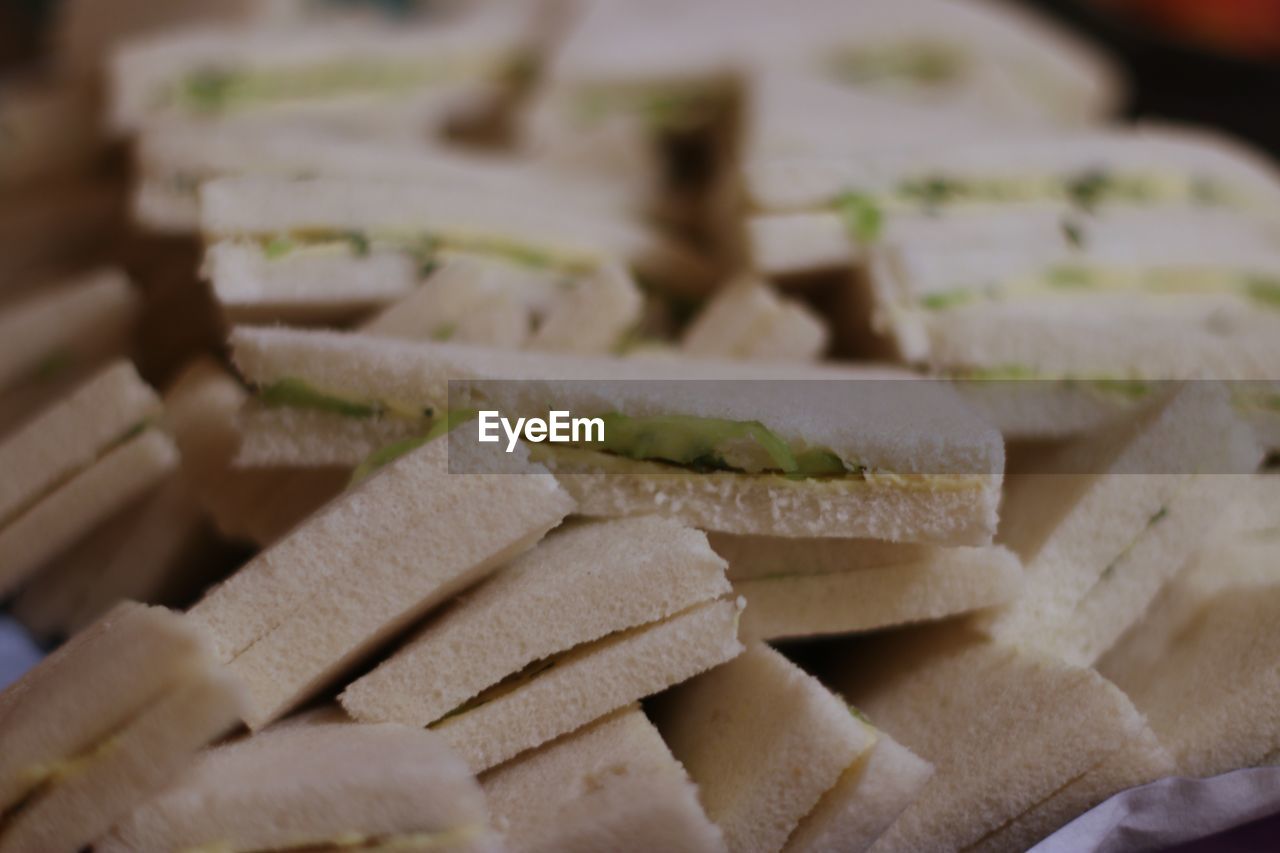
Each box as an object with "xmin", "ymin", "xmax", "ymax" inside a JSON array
[
  {"xmin": 260, "ymin": 378, "xmax": 381, "ymax": 418},
  {"xmin": 1061, "ymin": 219, "xmax": 1085, "ymax": 248},
  {"xmin": 33, "ymin": 350, "xmax": 74, "ymax": 382},
  {"xmin": 264, "ymin": 237, "xmax": 295, "ymax": 260},
  {"xmin": 835, "ymin": 192, "xmax": 884, "ymax": 243},
  {"xmin": 1065, "ymin": 169, "xmax": 1111, "ymax": 211},
  {"xmin": 919, "ymin": 290, "xmax": 975, "ymax": 310},
  {"xmin": 1046, "ymin": 266, "xmax": 1094, "ymax": 289},
  {"xmin": 430, "ymin": 322, "xmax": 458, "ymax": 342},
  {"xmin": 1246, "ymin": 278, "xmax": 1280, "ymax": 309}
]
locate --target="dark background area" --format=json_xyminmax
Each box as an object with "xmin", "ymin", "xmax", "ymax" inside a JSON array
[{"xmin": 1027, "ymin": 0, "xmax": 1280, "ymax": 155}]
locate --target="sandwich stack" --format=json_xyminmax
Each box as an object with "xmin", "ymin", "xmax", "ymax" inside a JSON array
[{"xmin": 0, "ymin": 1, "xmax": 1277, "ymax": 851}]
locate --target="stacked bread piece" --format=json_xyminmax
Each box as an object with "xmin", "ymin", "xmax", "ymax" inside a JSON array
[{"xmin": 2, "ymin": 0, "xmax": 1279, "ymax": 851}]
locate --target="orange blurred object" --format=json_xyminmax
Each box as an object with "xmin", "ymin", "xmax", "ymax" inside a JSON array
[{"xmin": 1097, "ymin": 0, "xmax": 1280, "ymax": 56}]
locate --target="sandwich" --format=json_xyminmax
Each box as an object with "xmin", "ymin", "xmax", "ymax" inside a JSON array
[
  {"xmin": 652, "ymin": 643, "xmax": 932, "ymax": 853},
  {"xmin": 1101, "ymin": 578, "xmax": 1280, "ymax": 782},
  {"xmin": 974, "ymin": 381, "xmax": 1264, "ymax": 666},
  {"xmin": 867, "ymin": 208, "xmax": 1280, "ymax": 380},
  {"xmin": 830, "ymin": 621, "xmax": 1172, "ymax": 853},
  {"xmin": 198, "ymin": 174, "xmax": 715, "ymax": 305},
  {"xmin": 680, "ymin": 277, "xmax": 828, "ymax": 362},
  {"xmin": 480, "ymin": 706, "xmax": 725, "ymax": 853},
  {"xmin": 0, "ymin": 79, "xmax": 99, "ymax": 190},
  {"xmin": 340, "ymin": 516, "xmax": 744, "ymax": 771},
  {"xmin": 1099, "ymin": 474, "xmax": 1280, "ymax": 688},
  {"xmin": 0, "ymin": 601, "xmax": 246, "ymax": 853},
  {"xmin": 0, "ymin": 268, "xmax": 140, "ymax": 436},
  {"xmin": 99, "ymin": 719, "xmax": 500, "ymax": 853},
  {"xmin": 12, "ymin": 478, "xmax": 228, "ymax": 643},
  {"xmin": 363, "ymin": 254, "xmax": 643, "ymax": 355},
  {"xmin": 228, "ymin": 326, "xmax": 1006, "ymax": 544},
  {"xmin": 708, "ymin": 533, "xmax": 1021, "ymax": 641},
  {"xmin": 163, "ymin": 357, "xmax": 348, "ymax": 548},
  {"xmin": 187, "ymin": 435, "xmax": 574, "ymax": 730},
  {"xmin": 746, "ymin": 126, "xmax": 1280, "ymax": 279},
  {"xmin": 107, "ymin": 7, "xmax": 533, "ymax": 135},
  {"xmin": 0, "ymin": 361, "xmax": 178, "ymax": 599},
  {"xmin": 134, "ymin": 120, "xmax": 633, "ymax": 233}
]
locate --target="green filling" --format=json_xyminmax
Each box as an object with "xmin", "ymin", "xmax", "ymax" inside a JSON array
[
  {"xmin": 827, "ymin": 41, "xmax": 967, "ymax": 87},
  {"xmin": 256, "ymin": 229, "xmax": 593, "ymax": 275},
  {"xmin": 918, "ymin": 269, "xmax": 1280, "ymax": 311},
  {"xmin": 349, "ymin": 410, "xmax": 476, "ymax": 485},
  {"xmin": 260, "ymin": 379, "xmax": 383, "ymax": 419},
  {"xmin": 833, "ymin": 170, "xmax": 1237, "ymax": 230},
  {"xmin": 592, "ymin": 412, "xmax": 799, "ymax": 474},
  {"xmin": 835, "ymin": 192, "xmax": 884, "ymax": 243},
  {"xmin": 173, "ymin": 60, "xmax": 468, "ymax": 115},
  {"xmin": 32, "ymin": 350, "xmax": 74, "ymax": 382}
]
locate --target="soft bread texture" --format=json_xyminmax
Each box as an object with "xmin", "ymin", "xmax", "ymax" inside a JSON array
[
  {"xmin": 100, "ymin": 722, "xmax": 499, "ymax": 853},
  {"xmin": 0, "ymin": 360, "xmax": 160, "ymax": 527},
  {"xmin": 164, "ymin": 358, "xmax": 353, "ymax": 546},
  {"xmin": 832, "ymin": 623, "xmax": 1155, "ymax": 853},
  {"xmin": 207, "ymin": 241, "xmax": 419, "ymax": 324},
  {"xmin": 108, "ymin": 10, "xmax": 530, "ymax": 132},
  {"xmin": 0, "ymin": 602, "xmax": 246, "ymax": 853},
  {"xmin": 134, "ymin": 120, "xmax": 631, "ymax": 230},
  {"xmin": 681, "ymin": 277, "xmax": 827, "ymax": 362},
  {"xmin": 746, "ymin": 124, "xmax": 1280, "ymax": 213},
  {"xmin": 189, "ymin": 437, "xmax": 573, "ymax": 729},
  {"xmin": 0, "ymin": 430, "xmax": 179, "ymax": 599},
  {"xmin": 0, "ymin": 665, "xmax": 244, "ymax": 853},
  {"xmin": 237, "ymin": 405, "xmax": 416, "ymax": 468},
  {"xmin": 433, "ymin": 597, "xmax": 744, "ymax": 772},
  {"xmin": 654, "ymin": 643, "xmax": 876, "ymax": 853},
  {"xmin": 13, "ymin": 478, "xmax": 222, "ymax": 640},
  {"xmin": 481, "ymin": 707, "xmax": 726, "ymax": 853},
  {"xmin": 0, "ymin": 269, "xmax": 137, "ymax": 398},
  {"xmin": 709, "ymin": 534, "xmax": 1022, "ymax": 640},
  {"xmin": 1101, "ymin": 481, "xmax": 1280, "ymax": 687},
  {"xmin": 229, "ymin": 327, "xmax": 1002, "ymax": 542},
  {"xmin": 200, "ymin": 175, "xmax": 714, "ymax": 293},
  {"xmin": 527, "ymin": 261, "xmax": 645, "ymax": 354},
  {"xmin": 1109, "ymin": 580, "xmax": 1280, "ymax": 779},
  {"xmin": 342, "ymin": 516, "xmax": 730, "ymax": 726},
  {"xmin": 782, "ymin": 727, "xmax": 934, "ymax": 853},
  {"xmin": 976, "ymin": 382, "xmax": 1263, "ymax": 665},
  {"xmin": 967, "ymin": 723, "xmax": 1172, "ymax": 853}
]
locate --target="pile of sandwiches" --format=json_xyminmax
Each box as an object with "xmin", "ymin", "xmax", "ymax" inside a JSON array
[{"xmin": 1, "ymin": 0, "xmax": 1278, "ymax": 851}]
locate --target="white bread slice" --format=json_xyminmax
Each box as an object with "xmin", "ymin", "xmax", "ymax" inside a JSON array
[
  {"xmin": 0, "ymin": 664, "xmax": 244, "ymax": 853},
  {"xmin": 976, "ymin": 382, "xmax": 1263, "ymax": 665},
  {"xmin": 527, "ymin": 260, "xmax": 644, "ymax": 354},
  {"xmin": 360, "ymin": 253, "xmax": 557, "ymax": 347},
  {"xmin": 0, "ymin": 269, "xmax": 137, "ymax": 398},
  {"xmin": 236, "ymin": 405, "xmax": 417, "ymax": 468},
  {"xmin": 832, "ymin": 623, "xmax": 1155, "ymax": 853},
  {"xmin": 782, "ymin": 726, "xmax": 934, "ymax": 853},
  {"xmin": 200, "ymin": 175, "xmax": 715, "ymax": 294},
  {"xmin": 0, "ymin": 429, "xmax": 179, "ymax": 599},
  {"xmin": 710, "ymin": 533, "xmax": 1021, "ymax": 640},
  {"xmin": 746, "ymin": 124, "xmax": 1280, "ymax": 214},
  {"xmin": 0, "ymin": 361, "xmax": 160, "ymax": 527},
  {"xmin": 189, "ymin": 438, "xmax": 573, "ymax": 729},
  {"xmin": 229, "ymin": 326, "xmax": 1003, "ymax": 543},
  {"xmin": 1109, "ymin": 581, "xmax": 1280, "ymax": 779},
  {"xmin": 13, "ymin": 478, "xmax": 221, "ymax": 640},
  {"xmin": 481, "ymin": 707, "xmax": 725, "ymax": 853},
  {"xmin": 654, "ymin": 643, "xmax": 876, "ymax": 853},
  {"xmin": 432, "ymin": 597, "xmax": 744, "ymax": 772},
  {"xmin": 207, "ymin": 240, "xmax": 419, "ymax": 324},
  {"xmin": 0, "ymin": 602, "xmax": 246, "ymax": 853},
  {"xmin": 164, "ymin": 357, "xmax": 348, "ymax": 546},
  {"xmin": 966, "ymin": 723, "xmax": 1172, "ymax": 853},
  {"xmin": 134, "ymin": 120, "xmax": 632, "ymax": 231},
  {"xmin": 681, "ymin": 277, "xmax": 827, "ymax": 362},
  {"xmin": 1100, "ymin": 482, "xmax": 1280, "ymax": 688},
  {"xmin": 108, "ymin": 11, "xmax": 531, "ymax": 132},
  {"xmin": 100, "ymin": 722, "xmax": 499, "ymax": 853},
  {"xmin": 342, "ymin": 516, "xmax": 730, "ymax": 726},
  {"xmin": 0, "ymin": 602, "xmax": 209, "ymax": 809}
]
